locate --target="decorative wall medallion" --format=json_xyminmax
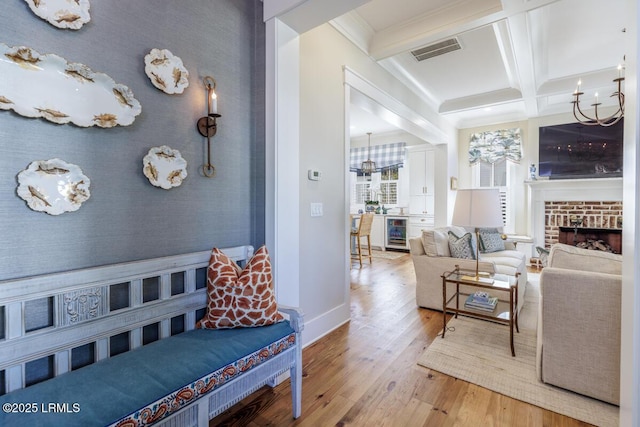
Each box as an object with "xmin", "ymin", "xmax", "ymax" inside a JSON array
[
  {"xmin": 16, "ymin": 158, "xmax": 91, "ymax": 215},
  {"xmin": 23, "ymin": 0, "xmax": 91, "ymax": 30},
  {"xmin": 0, "ymin": 43, "xmax": 141, "ymax": 127},
  {"xmin": 144, "ymin": 48, "xmax": 189, "ymax": 94},
  {"xmin": 143, "ymin": 146, "xmax": 188, "ymax": 190},
  {"xmin": 59, "ymin": 287, "xmax": 103, "ymax": 325}
]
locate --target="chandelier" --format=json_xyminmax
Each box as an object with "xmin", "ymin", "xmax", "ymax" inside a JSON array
[
  {"xmin": 361, "ymin": 132, "xmax": 376, "ymax": 174},
  {"xmin": 572, "ymin": 65, "xmax": 624, "ymax": 127}
]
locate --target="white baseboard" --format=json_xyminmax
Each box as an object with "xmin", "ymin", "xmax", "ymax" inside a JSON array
[
  {"xmin": 300, "ymin": 302, "xmax": 350, "ymax": 348},
  {"xmin": 267, "ymin": 309, "xmax": 348, "ymax": 388}
]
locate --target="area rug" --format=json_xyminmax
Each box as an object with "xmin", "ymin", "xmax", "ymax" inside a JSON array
[{"xmin": 417, "ymin": 276, "xmax": 619, "ymax": 427}]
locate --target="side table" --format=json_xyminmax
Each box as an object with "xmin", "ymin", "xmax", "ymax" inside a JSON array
[{"xmin": 441, "ymin": 266, "xmax": 519, "ymax": 356}]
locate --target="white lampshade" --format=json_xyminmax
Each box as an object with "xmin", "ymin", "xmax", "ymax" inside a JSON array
[{"xmin": 452, "ymin": 188, "xmax": 503, "ymax": 229}]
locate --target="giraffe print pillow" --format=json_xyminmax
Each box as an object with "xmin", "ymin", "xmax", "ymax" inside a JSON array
[{"xmin": 197, "ymin": 245, "xmax": 284, "ymax": 329}]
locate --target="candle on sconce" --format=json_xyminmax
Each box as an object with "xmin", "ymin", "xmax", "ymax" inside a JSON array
[{"xmin": 210, "ymin": 91, "xmax": 218, "ymax": 115}]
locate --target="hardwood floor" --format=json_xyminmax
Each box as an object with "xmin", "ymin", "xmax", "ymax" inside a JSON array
[{"xmin": 211, "ymin": 254, "xmax": 590, "ymax": 426}]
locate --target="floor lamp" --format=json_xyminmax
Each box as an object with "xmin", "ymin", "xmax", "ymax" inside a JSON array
[{"xmin": 451, "ymin": 188, "xmax": 504, "ymax": 283}]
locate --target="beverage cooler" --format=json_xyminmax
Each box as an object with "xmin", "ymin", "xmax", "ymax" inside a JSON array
[{"xmin": 385, "ymin": 216, "xmax": 409, "ymax": 250}]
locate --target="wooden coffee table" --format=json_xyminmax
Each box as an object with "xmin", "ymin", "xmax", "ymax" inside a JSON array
[{"xmin": 441, "ymin": 266, "xmax": 519, "ymax": 356}]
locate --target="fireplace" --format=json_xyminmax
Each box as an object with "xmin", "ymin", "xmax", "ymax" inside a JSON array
[
  {"xmin": 558, "ymin": 227, "xmax": 622, "ymax": 254},
  {"xmin": 526, "ymin": 178, "xmax": 623, "ymax": 255},
  {"xmin": 544, "ymin": 200, "xmax": 622, "ymax": 255}
]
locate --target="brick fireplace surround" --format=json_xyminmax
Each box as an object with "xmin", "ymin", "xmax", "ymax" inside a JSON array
[
  {"xmin": 527, "ymin": 178, "xmax": 623, "ymax": 253},
  {"xmin": 544, "ymin": 201, "xmax": 623, "ymax": 250}
]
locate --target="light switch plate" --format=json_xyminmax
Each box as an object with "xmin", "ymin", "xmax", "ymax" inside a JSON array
[{"xmin": 310, "ymin": 202, "xmax": 323, "ymax": 217}]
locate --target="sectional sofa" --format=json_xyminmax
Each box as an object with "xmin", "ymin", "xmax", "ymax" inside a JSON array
[{"xmin": 409, "ymin": 226, "xmax": 528, "ymax": 312}]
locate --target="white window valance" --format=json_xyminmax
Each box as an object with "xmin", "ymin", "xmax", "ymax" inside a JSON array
[
  {"xmin": 469, "ymin": 128, "xmax": 522, "ymax": 164},
  {"xmin": 349, "ymin": 142, "xmax": 407, "ymax": 173}
]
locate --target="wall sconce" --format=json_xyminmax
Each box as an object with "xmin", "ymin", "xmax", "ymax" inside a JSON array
[{"xmin": 196, "ymin": 76, "xmax": 221, "ymax": 177}]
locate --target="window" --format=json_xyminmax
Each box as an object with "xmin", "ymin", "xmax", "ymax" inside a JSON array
[
  {"xmin": 379, "ymin": 167, "xmax": 398, "ymax": 205},
  {"xmin": 354, "ymin": 167, "xmax": 399, "ymax": 205},
  {"xmin": 478, "ymin": 159, "xmax": 507, "ymax": 187},
  {"xmin": 468, "ymin": 128, "xmax": 522, "ymax": 234},
  {"xmin": 354, "ymin": 173, "xmax": 371, "ymax": 204},
  {"xmin": 350, "ymin": 142, "xmax": 406, "ymax": 209},
  {"xmin": 472, "ymin": 159, "xmax": 510, "ymax": 230}
]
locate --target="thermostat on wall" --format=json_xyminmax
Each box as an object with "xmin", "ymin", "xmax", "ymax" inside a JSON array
[{"xmin": 308, "ymin": 169, "xmax": 322, "ymax": 181}]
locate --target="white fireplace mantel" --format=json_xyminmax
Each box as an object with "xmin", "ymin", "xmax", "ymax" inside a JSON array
[{"xmin": 526, "ymin": 177, "xmax": 623, "ymax": 248}]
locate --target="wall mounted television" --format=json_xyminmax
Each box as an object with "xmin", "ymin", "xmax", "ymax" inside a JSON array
[{"xmin": 538, "ymin": 119, "xmax": 624, "ymax": 179}]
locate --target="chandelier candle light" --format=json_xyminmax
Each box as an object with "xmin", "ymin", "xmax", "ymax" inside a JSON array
[{"xmin": 572, "ymin": 63, "xmax": 624, "ymax": 127}]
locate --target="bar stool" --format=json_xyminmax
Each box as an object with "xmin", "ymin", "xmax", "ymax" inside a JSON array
[{"xmin": 351, "ymin": 213, "xmax": 374, "ymax": 268}]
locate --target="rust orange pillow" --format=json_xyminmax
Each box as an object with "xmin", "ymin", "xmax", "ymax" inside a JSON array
[{"xmin": 197, "ymin": 246, "xmax": 284, "ymax": 329}]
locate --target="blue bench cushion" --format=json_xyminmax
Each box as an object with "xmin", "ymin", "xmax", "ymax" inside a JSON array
[{"xmin": 0, "ymin": 321, "xmax": 295, "ymax": 427}]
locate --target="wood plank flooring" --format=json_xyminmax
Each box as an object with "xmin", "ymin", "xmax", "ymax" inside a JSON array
[{"xmin": 211, "ymin": 254, "xmax": 590, "ymax": 426}]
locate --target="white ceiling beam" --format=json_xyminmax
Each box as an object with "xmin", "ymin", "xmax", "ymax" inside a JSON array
[
  {"xmin": 376, "ymin": 57, "xmax": 440, "ymax": 111},
  {"xmin": 330, "ymin": 11, "xmax": 375, "ymax": 54},
  {"xmin": 263, "ymin": 0, "xmax": 371, "ymax": 34},
  {"xmin": 492, "ymin": 20, "xmax": 518, "ymax": 90},
  {"xmin": 345, "ymin": 67, "xmax": 452, "ymax": 144},
  {"xmin": 262, "ymin": 0, "xmax": 307, "ymax": 21},
  {"xmin": 439, "ymin": 88, "xmax": 522, "ymax": 114},
  {"xmin": 502, "ymin": 11, "xmax": 539, "ymax": 117},
  {"xmin": 368, "ymin": 0, "xmax": 560, "ymax": 61}
]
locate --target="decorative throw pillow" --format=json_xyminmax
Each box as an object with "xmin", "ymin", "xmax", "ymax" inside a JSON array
[
  {"xmin": 448, "ymin": 231, "xmax": 476, "ymax": 259},
  {"xmin": 197, "ymin": 246, "xmax": 284, "ymax": 329},
  {"xmin": 478, "ymin": 228, "xmax": 505, "ymax": 253},
  {"xmin": 536, "ymin": 246, "xmax": 550, "ymax": 267},
  {"xmin": 421, "ymin": 229, "xmax": 451, "ymax": 257}
]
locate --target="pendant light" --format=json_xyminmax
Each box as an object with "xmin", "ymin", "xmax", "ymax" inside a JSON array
[{"xmin": 361, "ymin": 132, "xmax": 376, "ymax": 174}]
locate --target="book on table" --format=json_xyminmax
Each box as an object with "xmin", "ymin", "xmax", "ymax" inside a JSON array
[{"xmin": 464, "ymin": 293, "xmax": 498, "ymax": 312}]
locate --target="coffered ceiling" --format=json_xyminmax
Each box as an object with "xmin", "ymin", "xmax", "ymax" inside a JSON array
[{"xmin": 334, "ymin": 0, "xmax": 629, "ymax": 135}]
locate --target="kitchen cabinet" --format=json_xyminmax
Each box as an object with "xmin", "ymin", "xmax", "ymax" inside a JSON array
[
  {"xmin": 408, "ymin": 215, "xmax": 434, "ymax": 239},
  {"xmin": 408, "ymin": 148, "xmax": 435, "ymax": 215},
  {"xmin": 370, "ymin": 215, "xmax": 385, "ymax": 250}
]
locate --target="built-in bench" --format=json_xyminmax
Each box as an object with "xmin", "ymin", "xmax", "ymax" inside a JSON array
[{"xmin": 0, "ymin": 245, "xmax": 303, "ymax": 426}]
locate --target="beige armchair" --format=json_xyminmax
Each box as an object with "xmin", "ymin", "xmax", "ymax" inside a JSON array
[{"xmin": 537, "ymin": 243, "xmax": 621, "ymax": 405}]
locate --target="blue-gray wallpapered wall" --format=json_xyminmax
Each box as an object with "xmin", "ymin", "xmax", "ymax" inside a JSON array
[{"xmin": 0, "ymin": 1, "xmax": 266, "ymax": 280}]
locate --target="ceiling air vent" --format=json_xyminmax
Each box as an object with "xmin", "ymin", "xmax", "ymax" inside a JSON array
[{"xmin": 411, "ymin": 38, "xmax": 461, "ymax": 61}]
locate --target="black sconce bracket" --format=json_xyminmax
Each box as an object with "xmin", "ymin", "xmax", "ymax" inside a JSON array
[{"xmin": 197, "ymin": 76, "xmax": 221, "ymax": 177}]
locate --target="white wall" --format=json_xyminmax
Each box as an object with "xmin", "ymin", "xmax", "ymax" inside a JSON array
[
  {"xmin": 619, "ymin": 0, "xmax": 639, "ymax": 423},
  {"xmin": 265, "ymin": 19, "xmax": 301, "ymax": 308},
  {"xmin": 296, "ymin": 24, "xmax": 353, "ymax": 343},
  {"xmin": 297, "ymin": 23, "xmax": 453, "ymax": 345}
]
